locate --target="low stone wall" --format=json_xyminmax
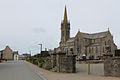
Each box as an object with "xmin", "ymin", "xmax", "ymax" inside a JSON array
[{"xmin": 27, "ymin": 52, "xmax": 76, "ymax": 73}]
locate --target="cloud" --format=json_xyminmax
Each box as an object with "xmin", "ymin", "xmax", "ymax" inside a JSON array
[{"xmin": 32, "ymin": 27, "xmax": 46, "ymax": 33}]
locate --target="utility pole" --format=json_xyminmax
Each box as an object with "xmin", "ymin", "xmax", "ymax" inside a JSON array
[{"xmin": 29, "ymin": 50, "xmax": 31, "ymax": 56}]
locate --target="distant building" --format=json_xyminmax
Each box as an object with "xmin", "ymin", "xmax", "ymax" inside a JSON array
[
  {"xmin": 0, "ymin": 46, "xmax": 19, "ymax": 60},
  {"xmin": 41, "ymin": 51, "xmax": 50, "ymax": 57},
  {"xmin": 0, "ymin": 46, "xmax": 13, "ymax": 60},
  {"xmin": 18, "ymin": 55, "xmax": 25, "ymax": 60},
  {"xmin": 56, "ymin": 6, "xmax": 117, "ymax": 59},
  {"xmin": 20, "ymin": 53, "xmax": 31, "ymax": 60}
]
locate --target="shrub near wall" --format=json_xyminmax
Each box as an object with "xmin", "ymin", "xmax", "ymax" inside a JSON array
[
  {"xmin": 27, "ymin": 57, "xmax": 52, "ymax": 70},
  {"xmin": 37, "ymin": 58, "xmax": 45, "ymax": 68},
  {"xmin": 42, "ymin": 57, "xmax": 52, "ymax": 70}
]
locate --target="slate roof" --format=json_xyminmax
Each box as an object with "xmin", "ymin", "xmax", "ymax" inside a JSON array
[
  {"xmin": 67, "ymin": 37, "xmax": 75, "ymax": 43},
  {"xmin": 13, "ymin": 51, "xmax": 18, "ymax": 55},
  {"xmin": 66, "ymin": 31, "xmax": 109, "ymax": 43},
  {"xmin": 81, "ymin": 31, "xmax": 109, "ymax": 39}
]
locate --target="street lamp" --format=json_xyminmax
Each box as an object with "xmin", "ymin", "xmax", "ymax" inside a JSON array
[
  {"xmin": 29, "ymin": 50, "xmax": 31, "ymax": 56},
  {"xmin": 38, "ymin": 44, "xmax": 42, "ymax": 54}
]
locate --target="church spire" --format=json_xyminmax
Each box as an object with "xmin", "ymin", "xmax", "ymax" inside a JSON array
[
  {"xmin": 60, "ymin": 5, "xmax": 70, "ymax": 47},
  {"xmin": 63, "ymin": 5, "xmax": 68, "ymax": 24}
]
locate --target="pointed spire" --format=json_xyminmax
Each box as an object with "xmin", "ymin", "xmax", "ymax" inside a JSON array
[{"xmin": 63, "ymin": 5, "xmax": 68, "ymax": 24}]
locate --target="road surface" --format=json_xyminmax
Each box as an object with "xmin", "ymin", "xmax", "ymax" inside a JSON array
[{"xmin": 0, "ymin": 60, "xmax": 45, "ymax": 80}]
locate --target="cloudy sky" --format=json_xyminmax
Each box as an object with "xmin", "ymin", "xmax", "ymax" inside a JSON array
[{"xmin": 0, "ymin": 0, "xmax": 120, "ymax": 55}]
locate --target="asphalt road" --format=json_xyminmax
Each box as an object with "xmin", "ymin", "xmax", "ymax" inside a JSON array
[{"xmin": 0, "ymin": 60, "xmax": 45, "ymax": 80}]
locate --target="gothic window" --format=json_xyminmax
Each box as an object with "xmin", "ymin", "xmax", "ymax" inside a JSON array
[
  {"xmin": 96, "ymin": 46, "xmax": 98, "ymax": 53},
  {"xmin": 90, "ymin": 47, "xmax": 91, "ymax": 54},
  {"xmin": 89, "ymin": 39, "xmax": 91, "ymax": 43},
  {"xmin": 105, "ymin": 41, "xmax": 106, "ymax": 45},
  {"xmin": 103, "ymin": 47, "xmax": 104, "ymax": 53},
  {"xmin": 77, "ymin": 37, "xmax": 79, "ymax": 42},
  {"xmin": 94, "ymin": 39, "xmax": 95, "ymax": 43},
  {"xmin": 92, "ymin": 39, "xmax": 94, "ymax": 43},
  {"xmin": 87, "ymin": 47, "xmax": 89, "ymax": 54},
  {"xmin": 108, "ymin": 40, "xmax": 111, "ymax": 45},
  {"xmin": 97, "ymin": 38, "xmax": 100, "ymax": 43},
  {"xmin": 85, "ymin": 39, "xmax": 86, "ymax": 42},
  {"xmin": 89, "ymin": 47, "xmax": 91, "ymax": 54},
  {"xmin": 62, "ymin": 31, "xmax": 64, "ymax": 36},
  {"xmin": 94, "ymin": 39, "xmax": 96, "ymax": 43},
  {"xmin": 77, "ymin": 48, "xmax": 79, "ymax": 53},
  {"xmin": 93, "ymin": 47, "xmax": 95, "ymax": 54},
  {"xmin": 92, "ymin": 47, "xmax": 94, "ymax": 54},
  {"xmin": 100, "ymin": 38, "xmax": 102, "ymax": 43},
  {"xmin": 108, "ymin": 40, "xmax": 111, "ymax": 52}
]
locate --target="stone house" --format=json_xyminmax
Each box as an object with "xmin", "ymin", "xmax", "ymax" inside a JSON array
[
  {"xmin": 0, "ymin": 46, "xmax": 13, "ymax": 60},
  {"xmin": 0, "ymin": 46, "xmax": 19, "ymax": 60}
]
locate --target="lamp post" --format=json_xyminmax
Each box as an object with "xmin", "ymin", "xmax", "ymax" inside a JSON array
[
  {"xmin": 38, "ymin": 44, "xmax": 42, "ymax": 54},
  {"xmin": 29, "ymin": 50, "xmax": 31, "ymax": 56}
]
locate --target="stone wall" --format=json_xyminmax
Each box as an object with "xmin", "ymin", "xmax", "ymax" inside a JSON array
[
  {"xmin": 104, "ymin": 55, "xmax": 120, "ymax": 77},
  {"xmin": 42, "ymin": 57, "xmax": 52, "ymax": 70},
  {"xmin": 51, "ymin": 53, "xmax": 56, "ymax": 69}
]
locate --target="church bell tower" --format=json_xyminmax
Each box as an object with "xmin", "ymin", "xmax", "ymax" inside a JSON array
[{"xmin": 60, "ymin": 6, "xmax": 70, "ymax": 47}]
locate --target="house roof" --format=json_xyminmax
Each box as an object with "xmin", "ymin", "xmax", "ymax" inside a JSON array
[{"xmin": 13, "ymin": 51, "xmax": 18, "ymax": 55}]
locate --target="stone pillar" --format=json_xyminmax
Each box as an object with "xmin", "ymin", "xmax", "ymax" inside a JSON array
[
  {"xmin": 104, "ymin": 54, "xmax": 113, "ymax": 76},
  {"xmin": 111, "ymin": 57, "xmax": 120, "ymax": 77},
  {"xmin": 56, "ymin": 52, "xmax": 76, "ymax": 73},
  {"xmin": 66, "ymin": 55, "xmax": 76, "ymax": 73},
  {"xmin": 51, "ymin": 53, "xmax": 56, "ymax": 69},
  {"xmin": 56, "ymin": 53, "xmax": 60, "ymax": 72},
  {"xmin": 104, "ymin": 54, "xmax": 120, "ymax": 77}
]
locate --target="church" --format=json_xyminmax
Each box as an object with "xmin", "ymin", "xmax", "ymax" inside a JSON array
[{"xmin": 56, "ymin": 6, "xmax": 117, "ymax": 59}]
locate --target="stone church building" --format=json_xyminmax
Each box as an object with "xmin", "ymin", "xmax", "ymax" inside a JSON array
[{"xmin": 57, "ymin": 6, "xmax": 117, "ymax": 59}]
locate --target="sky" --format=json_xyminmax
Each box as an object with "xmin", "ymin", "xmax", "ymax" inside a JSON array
[{"xmin": 0, "ymin": 0, "xmax": 120, "ymax": 55}]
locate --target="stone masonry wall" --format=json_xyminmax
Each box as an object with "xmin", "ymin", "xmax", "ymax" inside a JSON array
[
  {"xmin": 104, "ymin": 56, "xmax": 120, "ymax": 77},
  {"xmin": 56, "ymin": 53, "xmax": 76, "ymax": 73}
]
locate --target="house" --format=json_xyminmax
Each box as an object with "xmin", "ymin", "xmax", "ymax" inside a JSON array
[
  {"xmin": 0, "ymin": 46, "xmax": 13, "ymax": 60},
  {"xmin": 0, "ymin": 46, "xmax": 19, "ymax": 60}
]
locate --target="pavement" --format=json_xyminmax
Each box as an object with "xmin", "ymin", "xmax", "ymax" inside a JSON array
[{"xmin": 0, "ymin": 60, "xmax": 46, "ymax": 80}]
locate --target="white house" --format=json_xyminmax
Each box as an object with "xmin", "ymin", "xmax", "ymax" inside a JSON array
[{"xmin": 13, "ymin": 51, "xmax": 19, "ymax": 60}]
